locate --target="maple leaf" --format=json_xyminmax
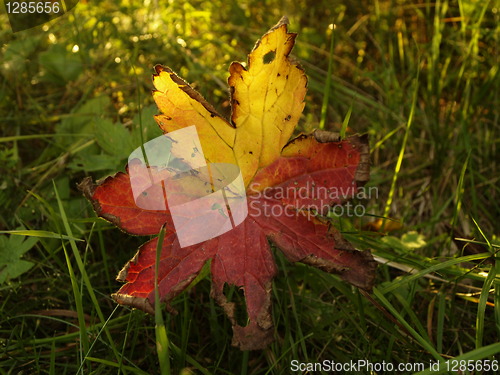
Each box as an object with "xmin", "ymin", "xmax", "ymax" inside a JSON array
[
  {"xmin": 79, "ymin": 17, "xmax": 377, "ymax": 350},
  {"xmin": 0, "ymin": 233, "xmax": 37, "ymax": 284}
]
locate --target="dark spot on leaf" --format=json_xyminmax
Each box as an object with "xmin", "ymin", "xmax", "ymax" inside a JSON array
[
  {"xmin": 277, "ymin": 73, "xmax": 281, "ymax": 77},
  {"xmin": 263, "ymin": 50, "xmax": 276, "ymax": 64},
  {"xmin": 285, "ymin": 115, "xmax": 291, "ymax": 121},
  {"xmin": 249, "ymin": 151, "xmax": 253, "ymax": 155},
  {"xmin": 210, "ymin": 113, "xmax": 216, "ymax": 118}
]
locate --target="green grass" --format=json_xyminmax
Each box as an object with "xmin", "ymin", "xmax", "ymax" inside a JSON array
[{"xmin": 1, "ymin": 0, "xmax": 499, "ymax": 373}]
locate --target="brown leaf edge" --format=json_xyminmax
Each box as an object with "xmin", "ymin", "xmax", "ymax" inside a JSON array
[
  {"xmin": 301, "ymin": 229, "xmax": 377, "ymax": 291},
  {"xmin": 327, "ymin": 131, "xmax": 375, "ymax": 291},
  {"xmin": 252, "ymin": 15, "xmax": 291, "ymax": 50},
  {"xmin": 294, "ymin": 131, "xmax": 376, "ymax": 291},
  {"xmin": 78, "ymin": 176, "xmax": 156, "ymax": 314},
  {"xmin": 77, "ymin": 176, "xmax": 122, "ymax": 228},
  {"xmin": 152, "ymin": 65, "xmax": 228, "ymax": 124},
  {"xmin": 211, "ymin": 279, "xmax": 275, "ymax": 350},
  {"xmin": 312, "ymin": 130, "xmax": 370, "ymax": 185}
]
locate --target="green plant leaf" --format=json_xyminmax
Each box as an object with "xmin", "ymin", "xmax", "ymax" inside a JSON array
[
  {"xmin": 56, "ymin": 96, "xmax": 111, "ymax": 137},
  {"xmin": 38, "ymin": 44, "xmax": 83, "ymax": 85},
  {"xmin": 0, "ymin": 233, "xmax": 37, "ymax": 284},
  {"xmin": 95, "ymin": 118, "xmax": 136, "ymax": 157}
]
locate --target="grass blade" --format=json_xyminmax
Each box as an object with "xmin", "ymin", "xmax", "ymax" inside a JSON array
[
  {"xmin": 413, "ymin": 342, "xmax": 500, "ymax": 375},
  {"xmin": 0, "ymin": 230, "xmax": 84, "ymax": 241},
  {"xmin": 61, "ymin": 241, "xmax": 89, "ymax": 364},
  {"xmin": 53, "ymin": 182, "xmax": 121, "ymax": 367},
  {"xmin": 319, "ymin": 22, "xmax": 335, "ymax": 130},
  {"xmin": 373, "ymin": 287, "xmax": 442, "ymax": 361},
  {"xmin": 154, "ymin": 225, "xmax": 171, "ymax": 374},
  {"xmin": 382, "ymin": 71, "xmax": 419, "ymax": 224},
  {"xmin": 476, "ymin": 266, "xmax": 495, "ymax": 348}
]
